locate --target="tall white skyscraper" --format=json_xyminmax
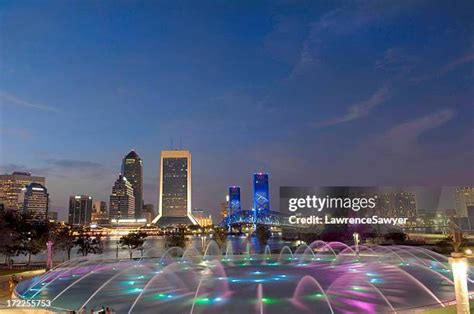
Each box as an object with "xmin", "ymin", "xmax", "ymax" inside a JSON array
[
  {"xmin": 109, "ymin": 174, "xmax": 135, "ymax": 220},
  {"xmin": 153, "ymin": 150, "xmax": 197, "ymax": 226}
]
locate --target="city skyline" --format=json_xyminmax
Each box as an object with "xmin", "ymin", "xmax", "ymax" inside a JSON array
[
  {"xmin": 0, "ymin": 1, "xmax": 473, "ymax": 220},
  {"xmin": 0, "ymin": 157, "xmax": 470, "ymax": 222}
]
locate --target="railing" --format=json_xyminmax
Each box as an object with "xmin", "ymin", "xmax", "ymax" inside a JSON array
[{"xmin": 0, "ymin": 263, "xmax": 46, "ymax": 271}]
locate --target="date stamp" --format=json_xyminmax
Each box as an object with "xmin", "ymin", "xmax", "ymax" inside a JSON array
[{"xmin": 7, "ymin": 299, "xmax": 52, "ymax": 307}]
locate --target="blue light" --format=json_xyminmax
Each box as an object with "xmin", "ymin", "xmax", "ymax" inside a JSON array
[{"xmin": 253, "ymin": 173, "xmax": 270, "ymax": 212}]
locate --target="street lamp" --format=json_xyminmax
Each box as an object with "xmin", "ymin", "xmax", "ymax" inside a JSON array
[
  {"xmin": 449, "ymin": 229, "xmax": 470, "ymax": 314},
  {"xmin": 116, "ymin": 240, "xmax": 119, "ymax": 259},
  {"xmin": 46, "ymin": 240, "xmax": 53, "ymax": 270},
  {"xmin": 200, "ymin": 234, "xmax": 206, "ymax": 253}
]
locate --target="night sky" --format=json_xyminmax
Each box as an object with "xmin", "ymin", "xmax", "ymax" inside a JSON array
[{"xmin": 0, "ymin": 1, "xmax": 473, "ymax": 220}]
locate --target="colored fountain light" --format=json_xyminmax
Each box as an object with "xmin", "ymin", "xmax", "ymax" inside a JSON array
[{"xmin": 14, "ymin": 240, "xmax": 473, "ymax": 314}]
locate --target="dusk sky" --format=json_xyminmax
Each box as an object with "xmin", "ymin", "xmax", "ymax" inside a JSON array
[{"xmin": 0, "ymin": 1, "xmax": 473, "ymax": 220}]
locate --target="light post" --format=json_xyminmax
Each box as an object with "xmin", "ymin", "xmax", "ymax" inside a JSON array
[
  {"xmin": 449, "ymin": 230, "xmax": 470, "ymax": 314},
  {"xmin": 116, "ymin": 240, "xmax": 119, "ymax": 259},
  {"xmin": 46, "ymin": 240, "xmax": 53, "ymax": 270},
  {"xmin": 200, "ymin": 234, "xmax": 206, "ymax": 254},
  {"xmin": 353, "ymin": 232, "xmax": 360, "ymax": 259}
]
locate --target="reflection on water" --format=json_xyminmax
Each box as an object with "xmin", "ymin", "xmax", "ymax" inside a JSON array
[{"xmin": 2, "ymin": 236, "xmax": 297, "ymax": 264}]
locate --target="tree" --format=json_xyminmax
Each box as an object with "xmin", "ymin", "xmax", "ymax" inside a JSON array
[
  {"xmin": 255, "ymin": 224, "xmax": 271, "ymax": 253},
  {"xmin": 213, "ymin": 227, "xmax": 227, "ymax": 251},
  {"xmin": 0, "ymin": 211, "xmax": 22, "ymax": 264},
  {"xmin": 120, "ymin": 231, "xmax": 148, "ymax": 259},
  {"xmin": 75, "ymin": 228, "xmax": 91, "ymax": 256},
  {"xmin": 165, "ymin": 232, "xmax": 187, "ymax": 249},
  {"xmin": 22, "ymin": 220, "xmax": 49, "ymax": 265},
  {"xmin": 52, "ymin": 224, "xmax": 76, "ymax": 260},
  {"xmin": 384, "ymin": 231, "xmax": 407, "ymax": 244}
]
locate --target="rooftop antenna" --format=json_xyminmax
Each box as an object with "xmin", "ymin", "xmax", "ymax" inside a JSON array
[
  {"xmin": 179, "ymin": 136, "xmax": 182, "ymax": 150},
  {"xmin": 170, "ymin": 137, "xmax": 173, "ymax": 150}
]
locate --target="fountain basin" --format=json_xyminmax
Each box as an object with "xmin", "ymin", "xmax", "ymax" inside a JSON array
[{"xmin": 15, "ymin": 242, "xmax": 471, "ymax": 313}]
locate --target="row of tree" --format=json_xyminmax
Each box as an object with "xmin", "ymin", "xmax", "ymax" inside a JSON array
[
  {"xmin": 0, "ymin": 211, "xmax": 136, "ymax": 265},
  {"xmin": 0, "ymin": 209, "xmax": 287, "ymax": 264}
]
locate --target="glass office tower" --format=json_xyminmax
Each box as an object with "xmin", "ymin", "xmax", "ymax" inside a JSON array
[
  {"xmin": 253, "ymin": 173, "xmax": 269, "ymax": 212},
  {"xmin": 122, "ymin": 150, "xmax": 143, "ymax": 219},
  {"xmin": 228, "ymin": 186, "xmax": 241, "ymax": 215}
]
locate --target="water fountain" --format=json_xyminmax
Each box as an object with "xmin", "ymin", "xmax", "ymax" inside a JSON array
[{"xmin": 14, "ymin": 240, "xmax": 473, "ymax": 313}]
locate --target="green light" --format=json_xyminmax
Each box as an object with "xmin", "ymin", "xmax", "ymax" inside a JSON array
[
  {"xmin": 195, "ymin": 297, "xmax": 211, "ymax": 304},
  {"xmin": 129, "ymin": 288, "xmax": 142, "ymax": 293},
  {"xmin": 261, "ymin": 297, "xmax": 278, "ymax": 305},
  {"xmin": 313, "ymin": 293, "xmax": 324, "ymax": 298}
]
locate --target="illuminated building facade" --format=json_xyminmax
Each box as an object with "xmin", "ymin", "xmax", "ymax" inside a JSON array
[
  {"xmin": 153, "ymin": 150, "xmax": 197, "ymax": 226},
  {"xmin": 377, "ymin": 191, "xmax": 417, "ymax": 218},
  {"xmin": 69, "ymin": 195, "xmax": 93, "ymax": 226},
  {"xmin": 196, "ymin": 214, "xmax": 213, "ymax": 227},
  {"xmin": 122, "ymin": 150, "xmax": 143, "ymax": 219},
  {"xmin": 192, "ymin": 208, "xmax": 213, "ymax": 227},
  {"xmin": 22, "ymin": 182, "xmax": 49, "ymax": 220},
  {"xmin": 253, "ymin": 173, "xmax": 269, "ymax": 212},
  {"xmin": 91, "ymin": 200, "xmax": 109, "ymax": 225},
  {"xmin": 110, "ymin": 174, "xmax": 135, "ymax": 220},
  {"xmin": 455, "ymin": 187, "xmax": 474, "ymax": 218},
  {"xmin": 220, "ymin": 195, "xmax": 229, "ymax": 220},
  {"xmin": 228, "ymin": 186, "xmax": 241, "ymax": 215},
  {"xmin": 0, "ymin": 172, "xmax": 45, "ymax": 212}
]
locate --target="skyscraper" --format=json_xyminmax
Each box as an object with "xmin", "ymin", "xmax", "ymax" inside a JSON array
[
  {"xmin": 109, "ymin": 174, "xmax": 135, "ymax": 220},
  {"xmin": 253, "ymin": 173, "xmax": 270, "ymax": 212},
  {"xmin": 220, "ymin": 195, "xmax": 229, "ymax": 220},
  {"xmin": 122, "ymin": 150, "xmax": 143, "ymax": 219},
  {"xmin": 68, "ymin": 195, "xmax": 93, "ymax": 226},
  {"xmin": 0, "ymin": 172, "xmax": 45, "ymax": 212},
  {"xmin": 228, "ymin": 186, "xmax": 241, "ymax": 215},
  {"xmin": 455, "ymin": 187, "xmax": 474, "ymax": 218},
  {"xmin": 22, "ymin": 182, "xmax": 49, "ymax": 220},
  {"xmin": 376, "ymin": 191, "xmax": 417, "ymax": 218},
  {"xmin": 153, "ymin": 150, "xmax": 197, "ymax": 226}
]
